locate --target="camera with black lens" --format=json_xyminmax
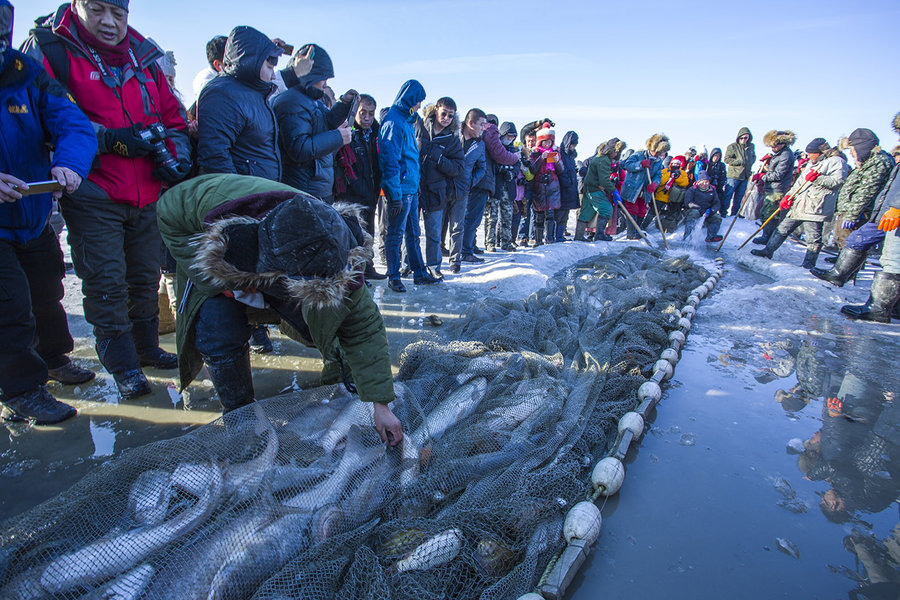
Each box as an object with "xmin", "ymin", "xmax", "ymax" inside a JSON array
[
  {"xmin": 539, "ymin": 173, "xmax": 552, "ymax": 184},
  {"xmin": 499, "ymin": 163, "xmax": 516, "ymax": 183},
  {"xmin": 138, "ymin": 122, "xmax": 178, "ymax": 171}
]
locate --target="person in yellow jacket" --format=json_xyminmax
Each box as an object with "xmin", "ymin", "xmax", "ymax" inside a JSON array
[{"xmin": 654, "ymin": 156, "xmax": 690, "ymax": 232}]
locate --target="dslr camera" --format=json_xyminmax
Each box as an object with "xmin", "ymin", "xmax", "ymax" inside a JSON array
[
  {"xmin": 138, "ymin": 123, "xmax": 178, "ymax": 172},
  {"xmin": 498, "ymin": 163, "xmax": 516, "ymax": 183},
  {"xmin": 539, "ymin": 173, "xmax": 552, "ymax": 184}
]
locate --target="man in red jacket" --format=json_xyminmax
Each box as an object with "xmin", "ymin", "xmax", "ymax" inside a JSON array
[{"xmin": 23, "ymin": 0, "xmax": 191, "ymax": 399}]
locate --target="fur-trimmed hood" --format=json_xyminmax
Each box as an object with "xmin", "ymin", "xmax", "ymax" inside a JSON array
[
  {"xmin": 422, "ymin": 102, "xmax": 460, "ymax": 136},
  {"xmin": 191, "ymin": 198, "xmax": 373, "ymax": 310},
  {"xmin": 763, "ymin": 130, "xmax": 796, "ymax": 148},
  {"xmin": 646, "ymin": 133, "xmax": 670, "ymax": 155},
  {"xmin": 599, "ymin": 137, "xmax": 627, "ymax": 158},
  {"xmin": 893, "ymin": 112, "xmax": 900, "ymax": 135}
]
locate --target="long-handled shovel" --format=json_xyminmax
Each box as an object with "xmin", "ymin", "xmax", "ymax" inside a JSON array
[
  {"xmin": 733, "ymin": 178, "xmax": 816, "ymax": 251},
  {"xmin": 716, "ymin": 166, "xmax": 767, "ymax": 252},
  {"xmin": 614, "ymin": 196, "xmax": 655, "ymax": 248},
  {"xmin": 646, "ymin": 167, "xmax": 668, "ymax": 250}
]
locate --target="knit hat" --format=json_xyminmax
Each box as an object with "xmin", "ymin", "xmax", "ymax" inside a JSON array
[
  {"xmin": 695, "ymin": 170, "xmax": 710, "ymax": 182},
  {"xmin": 805, "ymin": 138, "xmax": 829, "ymax": 154},
  {"xmin": 98, "ymin": 0, "xmax": 129, "ymax": 9},
  {"xmin": 536, "ymin": 123, "xmax": 555, "ymax": 143},
  {"xmin": 847, "ymin": 128, "xmax": 879, "ymax": 163},
  {"xmin": 670, "ymin": 155, "xmax": 686, "ymax": 168}
]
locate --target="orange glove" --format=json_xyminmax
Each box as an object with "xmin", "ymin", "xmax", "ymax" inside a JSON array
[
  {"xmin": 779, "ymin": 194, "xmax": 793, "ymax": 211},
  {"xmin": 879, "ymin": 207, "xmax": 900, "ymax": 232}
]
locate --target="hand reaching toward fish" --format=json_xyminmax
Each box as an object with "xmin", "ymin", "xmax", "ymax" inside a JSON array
[{"xmin": 374, "ymin": 402, "xmax": 403, "ymax": 446}]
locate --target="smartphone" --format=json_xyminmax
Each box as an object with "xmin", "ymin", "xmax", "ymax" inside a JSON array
[
  {"xmin": 346, "ymin": 95, "xmax": 360, "ymax": 127},
  {"xmin": 11, "ymin": 180, "xmax": 65, "ymax": 196},
  {"xmin": 281, "ymin": 43, "xmax": 294, "ymax": 56}
]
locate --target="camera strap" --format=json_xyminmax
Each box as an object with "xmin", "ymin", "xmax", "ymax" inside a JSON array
[{"xmin": 86, "ymin": 44, "xmax": 163, "ymax": 127}]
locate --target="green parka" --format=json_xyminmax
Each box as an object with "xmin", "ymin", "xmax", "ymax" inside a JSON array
[
  {"xmin": 723, "ymin": 127, "xmax": 757, "ymax": 180},
  {"xmin": 835, "ymin": 147, "xmax": 895, "ymax": 222},
  {"xmin": 156, "ymin": 174, "xmax": 395, "ymax": 405}
]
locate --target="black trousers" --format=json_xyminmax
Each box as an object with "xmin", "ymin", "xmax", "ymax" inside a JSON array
[{"xmin": 0, "ymin": 226, "xmax": 74, "ymax": 400}]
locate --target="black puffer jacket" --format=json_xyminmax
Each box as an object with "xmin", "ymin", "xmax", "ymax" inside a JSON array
[
  {"xmin": 706, "ymin": 148, "xmax": 727, "ymax": 190},
  {"xmin": 197, "ymin": 26, "xmax": 281, "ymax": 181},
  {"xmin": 558, "ymin": 131, "xmax": 580, "ymax": 210},
  {"xmin": 272, "ymin": 45, "xmax": 350, "ymax": 201},
  {"xmin": 415, "ymin": 105, "xmax": 464, "ymax": 212},
  {"xmin": 334, "ymin": 122, "xmax": 381, "ymax": 208},
  {"xmin": 762, "ymin": 146, "xmax": 795, "ymax": 195}
]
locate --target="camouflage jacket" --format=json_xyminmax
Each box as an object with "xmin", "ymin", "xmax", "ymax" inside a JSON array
[{"xmin": 836, "ymin": 148, "xmax": 895, "ymax": 221}]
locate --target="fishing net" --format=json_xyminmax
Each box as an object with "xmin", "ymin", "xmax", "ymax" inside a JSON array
[{"xmin": 0, "ymin": 246, "xmax": 709, "ymax": 600}]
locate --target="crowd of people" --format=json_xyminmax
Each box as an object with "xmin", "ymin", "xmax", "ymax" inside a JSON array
[{"xmin": 1, "ymin": 0, "xmax": 899, "ymax": 428}]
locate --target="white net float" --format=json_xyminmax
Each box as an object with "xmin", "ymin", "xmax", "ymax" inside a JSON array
[
  {"xmin": 617, "ymin": 412, "xmax": 644, "ymax": 438},
  {"xmin": 678, "ymin": 317, "xmax": 692, "ymax": 331},
  {"xmin": 687, "ymin": 295, "xmax": 700, "ymax": 308},
  {"xmin": 591, "ymin": 457, "xmax": 625, "ymax": 496},
  {"xmin": 653, "ymin": 360, "xmax": 674, "ymax": 380},
  {"xmin": 637, "ymin": 381, "xmax": 662, "ymax": 403},
  {"xmin": 660, "ymin": 348, "xmax": 679, "ymax": 365},
  {"xmin": 564, "ymin": 501, "xmax": 602, "ymax": 545},
  {"xmin": 680, "ymin": 305, "xmax": 696, "ymax": 318},
  {"xmin": 668, "ymin": 330, "xmax": 686, "ymax": 344},
  {"xmin": 516, "ymin": 594, "xmax": 546, "ymax": 600}
]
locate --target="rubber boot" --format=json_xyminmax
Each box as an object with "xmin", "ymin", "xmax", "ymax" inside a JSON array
[
  {"xmin": 840, "ymin": 271, "xmax": 900, "ymax": 323},
  {"xmin": 751, "ymin": 231, "xmax": 786, "ymax": 259},
  {"xmin": 203, "ymin": 346, "xmax": 255, "ymax": 413},
  {"xmin": 158, "ymin": 289, "xmax": 176, "ymax": 335},
  {"xmin": 810, "ymin": 248, "xmax": 867, "ymax": 287},
  {"xmin": 801, "ymin": 249, "xmax": 820, "ymax": 270},
  {"xmin": 573, "ymin": 220, "xmax": 588, "ymax": 242},
  {"xmin": 96, "ymin": 332, "xmax": 151, "ymax": 400},
  {"xmin": 532, "ymin": 226, "xmax": 544, "ymax": 247},
  {"xmin": 1, "ymin": 385, "xmax": 76, "ymax": 425},
  {"xmin": 132, "ymin": 318, "xmax": 178, "ymax": 369}
]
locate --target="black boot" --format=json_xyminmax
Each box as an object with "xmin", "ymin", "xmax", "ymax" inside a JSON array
[
  {"xmin": 750, "ymin": 231, "xmax": 786, "ymax": 259},
  {"xmin": 810, "ymin": 248, "xmax": 867, "ymax": 287},
  {"xmin": 132, "ymin": 318, "xmax": 178, "ymax": 369},
  {"xmin": 532, "ymin": 226, "xmax": 544, "ymax": 247},
  {"xmin": 203, "ymin": 346, "xmax": 255, "ymax": 413},
  {"xmin": 840, "ymin": 272, "xmax": 900, "ymax": 323},
  {"xmin": 47, "ymin": 358, "xmax": 96, "ymax": 385},
  {"xmin": 96, "ymin": 332, "xmax": 151, "ymax": 400},
  {"xmin": 573, "ymin": 220, "xmax": 588, "ymax": 241},
  {"xmin": 1, "ymin": 385, "xmax": 76, "ymax": 425},
  {"xmin": 364, "ymin": 263, "xmax": 387, "ymax": 280},
  {"xmin": 249, "ymin": 325, "xmax": 273, "ymax": 354},
  {"xmin": 801, "ymin": 249, "xmax": 820, "ymax": 270}
]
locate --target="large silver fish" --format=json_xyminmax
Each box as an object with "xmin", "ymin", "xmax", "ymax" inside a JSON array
[
  {"xmin": 318, "ymin": 399, "xmax": 374, "ymax": 458},
  {"xmin": 394, "ymin": 528, "xmax": 464, "ymax": 573},
  {"xmin": 82, "ymin": 564, "xmax": 155, "ymax": 600},
  {"xmin": 399, "ymin": 377, "xmax": 488, "ymax": 487},
  {"xmin": 40, "ymin": 462, "xmax": 223, "ymax": 594},
  {"xmin": 126, "ymin": 470, "xmax": 172, "ymax": 527},
  {"xmin": 223, "ymin": 403, "xmax": 279, "ymax": 503}
]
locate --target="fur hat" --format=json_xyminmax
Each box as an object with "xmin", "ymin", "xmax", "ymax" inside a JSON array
[
  {"xmin": 646, "ymin": 133, "xmax": 671, "ymax": 155},
  {"xmin": 893, "ymin": 112, "xmax": 900, "ymax": 135},
  {"xmin": 763, "ymin": 130, "xmax": 797, "ymax": 148},
  {"xmin": 600, "ymin": 137, "xmax": 626, "ymax": 157},
  {"xmin": 536, "ymin": 123, "xmax": 555, "ymax": 143}
]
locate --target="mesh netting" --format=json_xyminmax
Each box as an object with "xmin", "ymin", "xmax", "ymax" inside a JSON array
[{"xmin": 0, "ymin": 247, "xmax": 708, "ymax": 600}]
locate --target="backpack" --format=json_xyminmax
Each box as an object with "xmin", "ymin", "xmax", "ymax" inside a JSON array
[{"xmin": 27, "ymin": 18, "xmax": 72, "ymax": 89}]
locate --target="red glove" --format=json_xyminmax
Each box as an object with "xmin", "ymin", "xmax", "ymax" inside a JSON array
[
  {"xmin": 779, "ymin": 194, "xmax": 793, "ymax": 211},
  {"xmin": 640, "ymin": 159, "xmax": 651, "ymax": 169},
  {"xmin": 647, "ymin": 182, "xmax": 658, "ymax": 194},
  {"xmin": 760, "ymin": 154, "xmax": 772, "ymax": 163},
  {"xmin": 751, "ymin": 173, "xmax": 763, "ymax": 182},
  {"xmin": 805, "ymin": 170, "xmax": 820, "ymax": 182}
]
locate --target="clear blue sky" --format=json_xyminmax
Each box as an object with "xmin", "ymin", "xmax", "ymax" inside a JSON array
[{"xmin": 14, "ymin": 0, "xmax": 900, "ymax": 159}]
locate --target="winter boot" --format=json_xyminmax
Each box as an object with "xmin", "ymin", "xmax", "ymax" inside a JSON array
[
  {"xmin": 801, "ymin": 249, "xmax": 820, "ymax": 270},
  {"xmin": 47, "ymin": 358, "xmax": 96, "ymax": 385},
  {"xmin": 840, "ymin": 271, "xmax": 900, "ymax": 323},
  {"xmin": 751, "ymin": 236, "xmax": 769, "ymax": 245},
  {"xmin": 96, "ymin": 332, "xmax": 152, "ymax": 399},
  {"xmin": 595, "ymin": 232, "xmax": 613, "ymax": 241},
  {"xmin": 532, "ymin": 226, "xmax": 544, "ymax": 247},
  {"xmin": 249, "ymin": 325, "xmax": 274, "ymax": 354},
  {"xmin": 364, "ymin": 263, "xmax": 387, "ymax": 280},
  {"xmin": 750, "ymin": 231, "xmax": 786, "ymax": 259},
  {"xmin": 1, "ymin": 385, "xmax": 76, "ymax": 425},
  {"xmin": 810, "ymin": 248, "xmax": 867, "ymax": 287},
  {"xmin": 132, "ymin": 318, "xmax": 178, "ymax": 369},
  {"xmin": 573, "ymin": 220, "xmax": 588, "ymax": 242},
  {"xmin": 202, "ymin": 346, "xmax": 255, "ymax": 413}
]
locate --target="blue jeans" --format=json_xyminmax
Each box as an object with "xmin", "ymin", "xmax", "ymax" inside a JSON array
[
  {"xmin": 845, "ymin": 222, "xmax": 885, "ymax": 252},
  {"xmin": 195, "ymin": 294, "xmax": 253, "ymax": 357},
  {"xmin": 554, "ymin": 209, "xmax": 570, "ymax": 241},
  {"xmin": 422, "ymin": 209, "xmax": 444, "ymax": 268},
  {"xmin": 723, "ymin": 178, "xmax": 749, "ymax": 215},
  {"xmin": 462, "ymin": 188, "xmax": 489, "ymax": 257},
  {"xmin": 386, "ymin": 193, "xmax": 426, "ymax": 280},
  {"xmin": 881, "ymin": 228, "xmax": 900, "ymax": 275}
]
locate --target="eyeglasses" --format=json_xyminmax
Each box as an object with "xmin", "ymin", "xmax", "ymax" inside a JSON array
[{"xmin": 265, "ymin": 56, "xmax": 279, "ymax": 67}]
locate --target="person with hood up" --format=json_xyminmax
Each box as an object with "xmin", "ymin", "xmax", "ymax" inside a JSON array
[
  {"xmin": 575, "ymin": 137, "xmax": 626, "ymax": 242},
  {"xmin": 689, "ymin": 147, "xmax": 708, "ymax": 184},
  {"xmin": 0, "ymin": 0, "xmax": 97, "ymax": 424},
  {"xmin": 723, "ymin": 127, "xmax": 757, "ymax": 216},
  {"xmin": 682, "ymin": 171, "xmax": 723, "ymax": 242},
  {"xmin": 484, "ymin": 121, "xmax": 520, "ymax": 252},
  {"xmin": 481, "ymin": 117, "xmax": 521, "ymax": 251},
  {"xmin": 23, "ymin": 0, "xmax": 192, "ymax": 400},
  {"xmin": 751, "ymin": 138, "xmax": 845, "ymax": 268},
  {"xmin": 555, "ymin": 131, "xmax": 580, "ymax": 242},
  {"xmin": 529, "ymin": 123, "xmax": 563, "ymax": 246},
  {"xmin": 379, "ymin": 79, "xmax": 439, "ymax": 291},
  {"xmin": 831, "ymin": 128, "xmax": 895, "ymax": 249},
  {"xmin": 622, "ymin": 133, "xmax": 670, "ymax": 239},
  {"xmin": 156, "ymin": 174, "xmax": 403, "ymax": 443},
  {"xmin": 751, "ymin": 130, "xmax": 796, "ymax": 244},
  {"xmin": 415, "ymin": 97, "xmax": 464, "ymax": 277},
  {"xmin": 273, "ymin": 43, "xmax": 358, "ymax": 204},
  {"xmin": 654, "ymin": 154, "xmax": 690, "ymax": 232},
  {"xmin": 706, "ymin": 147, "xmax": 728, "ymax": 217}
]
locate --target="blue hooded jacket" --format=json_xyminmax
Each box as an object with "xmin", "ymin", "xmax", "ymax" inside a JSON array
[
  {"xmin": 0, "ymin": 8, "xmax": 96, "ymax": 243},
  {"xmin": 378, "ymin": 80, "xmax": 425, "ymax": 201}
]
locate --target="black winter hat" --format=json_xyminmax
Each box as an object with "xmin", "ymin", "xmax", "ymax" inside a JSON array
[
  {"xmin": 805, "ymin": 138, "xmax": 829, "ymax": 154},
  {"xmin": 847, "ymin": 128, "xmax": 879, "ymax": 164},
  {"xmin": 499, "ymin": 121, "xmax": 517, "ymax": 138},
  {"xmin": 0, "ymin": 1, "xmax": 12, "ymax": 54},
  {"xmin": 99, "ymin": 0, "xmax": 129, "ymax": 10}
]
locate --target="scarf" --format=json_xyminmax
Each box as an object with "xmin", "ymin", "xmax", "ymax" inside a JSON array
[
  {"xmin": 72, "ymin": 13, "xmax": 130, "ymax": 66},
  {"xmin": 664, "ymin": 169, "xmax": 679, "ymax": 192},
  {"xmin": 334, "ymin": 144, "xmax": 358, "ymax": 196}
]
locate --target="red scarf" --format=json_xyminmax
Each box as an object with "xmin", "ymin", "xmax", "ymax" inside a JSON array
[
  {"xmin": 334, "ymin": 145, "xmax": 358, "ymax": 196},
  {"xmin": 72, "ymin": 14, "xmax": 131, "ymax": 66}
]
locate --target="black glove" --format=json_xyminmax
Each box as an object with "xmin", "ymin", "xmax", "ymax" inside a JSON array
[
  {"xmin": 103, "ymin": 124, "xmax": 155, "ymax": 158},
  {"xmin": 427, "ymin": 145, "xmax": 443, "ymax": 163},
  {"xmin": 152, "ymin": 159, "xmax": 192, "ymax": 185},
  {"xmin": 388, "ymin": 193, "xmax": 402, "ymax": 217}
]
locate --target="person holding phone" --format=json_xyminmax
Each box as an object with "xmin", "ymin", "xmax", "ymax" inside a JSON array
[{"xmin": 0, "ymin": 0, "xmax": 98, "ymax": 424}]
